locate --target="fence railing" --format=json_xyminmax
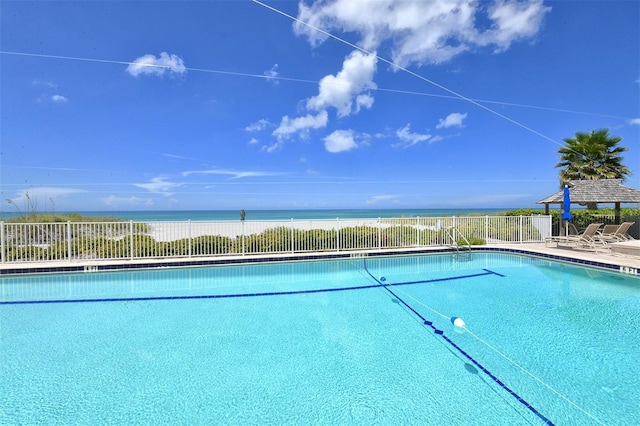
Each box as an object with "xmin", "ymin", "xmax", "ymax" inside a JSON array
[{"xmin": 0, "ymin": 215, "xmax": 551, "ymax": 264}]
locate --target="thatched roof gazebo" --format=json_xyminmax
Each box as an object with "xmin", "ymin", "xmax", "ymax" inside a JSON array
[{"xmin": 538, "ymin": 179, "xmax": 640, "ymax": 223}]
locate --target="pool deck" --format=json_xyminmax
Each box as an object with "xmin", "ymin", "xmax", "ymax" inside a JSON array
[
  {"xmin": 1, "ymin": 242, "xmax": 638, "ymax": 276},
  {"xmin": 490, "ymin": 241, "xmax": 640, "ymax": 273}
]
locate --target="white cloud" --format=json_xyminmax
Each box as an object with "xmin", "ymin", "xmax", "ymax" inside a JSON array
[
  {"xmin": 37, "ymin": 94, "xmax": 68, "ymax": 104},
  {"xmin": 103, "ymin": 195, "xmax": 154, "ymax": 207},
  {"xmin": 629, "ymin": 118, "xmax": 640, "ymax": 126},
  {"xmin": 126, "ymin": 52, "xmax": 187, "ymax": 77},
  {"xmin": 182, "ymin": 169, "xmax": 284, "ymax": 179},
  {"xmin": 436, "ymin": 112, "xmax": 468, "ymax": 129},
  {"xmin": 306, "ymin": 50, "xmax": 377, "ymax": 118},
  {"xmin": 245, "ymin": 119, "xmax": 271, "ymax": 132},
  {"xmin": 248, "ymin": 137, "xmax": 259, "ymax": 145},
  {"xmin": 272, "ymin": 111, "xmax": 328, "ymax": 141},
  {"xmin": 264, "ymin": 64, "xmax": 279, "ymax": 83},
  {"xmin": 133, "ymin": 177, "xmax": 182, "ymax": 195},
  {"xmin": 365, "ymin": 194, "xmax": 401, "ymax": 205},
  {"xmin": 481, "ymin": 0, "xmax": 551, "ymax": 52},
  {"xmin": 7, "ymin": 187, "xmax": 86, "ymax": 206},
  {"xmin": 51, "ymin": 94, "xmax": 68, "ymax": 103},
  {"xmin": 295, "ymin": 0, "xmax": 550, "ymax": 66},
  {"xmin": 395, "ymin": 123, "xmax": 431, "ymax": 147},
  {"xmin": 355, "ymin": 94, "xmax": 374, "ymax": 113},
  {"xmin": 323, "ymin": 129, "xmax": 358, "ymax": 153},
  {"xmin": 262, "ymin": 141, "xmax": 284, "ymax": 153}
]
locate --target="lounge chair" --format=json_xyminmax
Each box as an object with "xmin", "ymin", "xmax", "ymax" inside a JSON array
[
  {"xmin": 597, "ymin": 222, "xmax": 635, "ymax": 242},
  {"xmin": 546, "ymin": 223, "xmax": 606, "ymax": 251}
]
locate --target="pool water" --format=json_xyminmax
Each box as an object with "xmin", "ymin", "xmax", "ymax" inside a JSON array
[{"xmin": 1, "ymin": 253, "xmax": 639, "ymax": 425}]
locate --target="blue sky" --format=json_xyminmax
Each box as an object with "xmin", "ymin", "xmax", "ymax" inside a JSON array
[{"xmin": 1, "ymin": 0, "xmax": 639, "ymax": 213}]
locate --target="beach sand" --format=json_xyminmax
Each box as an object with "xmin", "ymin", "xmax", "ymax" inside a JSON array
[{"xmin": 146, "ymin": 218, "xmax": 391, "ymax": 242}]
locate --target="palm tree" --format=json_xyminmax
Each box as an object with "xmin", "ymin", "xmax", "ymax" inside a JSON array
[
  {"xmin": 556, "ymin": 129, "xmax": 631, "ymax": 209},
  {"xmin": 557, "ymin": 129, "xmax": 630, "ymax": 181}
]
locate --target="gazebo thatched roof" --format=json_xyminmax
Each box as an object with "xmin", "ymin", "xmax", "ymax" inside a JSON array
[{"xmin": 537, "ymin": 179, "xmax": 640, "ymax": 205}]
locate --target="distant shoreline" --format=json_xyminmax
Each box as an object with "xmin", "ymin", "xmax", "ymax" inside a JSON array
[{"xmin": 0, "ymin": 207, "xmax": 527, "ymax": 222}]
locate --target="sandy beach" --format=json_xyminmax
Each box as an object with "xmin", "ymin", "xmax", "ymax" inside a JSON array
[{"xmin": 146, "ymin": 218, "xmax": 391, "ymax": 242}]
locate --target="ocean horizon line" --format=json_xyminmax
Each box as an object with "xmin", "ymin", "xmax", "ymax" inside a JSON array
[{"xmin": 0, "ymin": 207, "xmax": 544, "ymax": 222}]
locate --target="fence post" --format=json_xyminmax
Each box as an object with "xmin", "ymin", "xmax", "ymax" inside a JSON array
[
  {"xmin": 290, "ymin": 219, "xmax": 294, "ymax": 253},
  {"xmin": 188, "ymin": 220, "xmax": 192, "ymax": 258},
  {"xmin": 485, "ymin": 215, "xmax": 489, "ymax": 243},
  {"xmin": 241, "ymin": 221, "xmax": 245, "ymax": 256},
  {"xmin": 130, "ymin": 220, "xmax": 134, "ymax": 260},
  {"xmin": 519, "ymin": 216, "xmax": 523, "ymax": 243},
  {"xmin": 336, "ymin": 218, "xmax": 340, "ymax": 252},
  {"xmin": 67, "ymin": 221, "xmax": 72, "ymax": 260},
  {"xmin": 1, "ymin": 221, "xmax": 4, "ymax": 263}
]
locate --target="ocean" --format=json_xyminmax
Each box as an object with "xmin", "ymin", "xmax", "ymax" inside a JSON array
[{"xmin": 0, "ymin": 208, "xmax": 520, "ymax": 222}]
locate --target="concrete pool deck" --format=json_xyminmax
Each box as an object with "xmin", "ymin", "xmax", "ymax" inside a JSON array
[
  {"xmin": 489, "ymin": 242, "xmax": 639, "ymax": 274},
  {"xmin": 1, "ymin": 242, "xmax": 638, "ymax": 276}
]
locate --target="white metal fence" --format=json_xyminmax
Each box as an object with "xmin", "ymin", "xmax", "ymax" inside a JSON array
[{"xmin": 1, "ymin": 215, "xmax": 551, "ymax": 264}]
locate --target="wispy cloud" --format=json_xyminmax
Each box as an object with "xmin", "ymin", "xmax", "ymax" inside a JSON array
[
  {"xmin": 245, "ymin": 119, "xmax": 271, "ymax": 132},
  {"xmin": 272, "ymin": 111, "xmax": 328, "ymax": 142},
  {"xmin": 156, "ymin": 152, "xmax": 201, "ymax": 162},
  {"xmin": 264, "ymin": 64, "xmax": 279, "ymax": 84},
  {"xmin": 436, "ymin": 112, "xmax": 468, "ymax": 129},
  {"xmin": 37, "ymin": 94, "xmax": 69, "ymax": 104},
  {"xmin": 126, "ymin": 52, "xmax": 186, "ymax": 77},
  {"xmin": 133, "ymin": 177, "xmax": 182, "ymax": 195},
  {"xmin": 629, "ymin": 118, "xmax": 640, "ymax": 126},
  {"xmin": 182, "ymin": 169, "xmax": 285, "ymax": 179},
  {"xmin": 103, "ymin": 195, "xmax": 155, "ymax": 207},
  {"xmin": 6, "ymin": 187, "xmax": 86, "ymax": 206},
  {"xmin": 32, "ymin": 79, "xmax": 57, "ymax": 88},
  {"xmin": 365, "ymin": 194, "xmax": 401, "ymax": 205},
  {"xmin": 394, "ymin": 123, "xmax": 431, "ymax": 147}
]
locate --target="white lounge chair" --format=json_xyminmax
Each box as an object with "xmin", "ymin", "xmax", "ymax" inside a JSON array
[
  {"xmin": 546, "ymin": 223, "xmax": 606, "ymax": 251},
  {"xmin": 597, "ymin": 222, "xmax": 635, "ymax": 242}
]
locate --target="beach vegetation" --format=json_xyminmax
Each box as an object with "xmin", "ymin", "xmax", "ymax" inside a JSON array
[
  {"xmin": 457, "ymin": 237, "xmax": 485, "ymax": 246},
  {"xmin": 15, "ymin": 209, "xmax": 640, "ymax": 262}
]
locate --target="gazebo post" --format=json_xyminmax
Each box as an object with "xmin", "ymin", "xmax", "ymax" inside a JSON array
[{"xmin": 615, "ymin": 202, "xmax": 621, "ymax": 225}]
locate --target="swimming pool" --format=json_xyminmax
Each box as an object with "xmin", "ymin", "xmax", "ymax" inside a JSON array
[{"xmin": 1, "ymin": 253, "xmax": 638, "ymax": 424}]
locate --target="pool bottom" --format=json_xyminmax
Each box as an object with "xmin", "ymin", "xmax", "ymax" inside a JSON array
[{"xmin": 3, "ymin": 285, "xmax": 540, "ymax": 424}]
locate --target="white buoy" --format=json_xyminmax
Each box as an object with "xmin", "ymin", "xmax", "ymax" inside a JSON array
[{"xmin": 451, "ymin": 317, "xmax": 466, "ymax": 328}]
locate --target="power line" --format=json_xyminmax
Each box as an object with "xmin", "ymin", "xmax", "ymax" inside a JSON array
[
  {"xmin": 0, "ymin": 50, "xmax": 631, "ymax": 121},
  {"xmin": 250, "ymin": 0, "xmax": 604, "ymax": 154}
]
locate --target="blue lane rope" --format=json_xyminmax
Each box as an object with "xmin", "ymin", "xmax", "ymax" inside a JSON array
[
  {"xmin": 362, "ymin": 258, "xmax": 554, "ymax": 426},
  {"xmin": 0, "ymin": 270, "xmax": 499, "ymax": 306}
]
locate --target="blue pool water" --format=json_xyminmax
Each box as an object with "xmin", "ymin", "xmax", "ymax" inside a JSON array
[{"xmin": 1, "ymin": 253, "xmax": 639, "ymax": 425}]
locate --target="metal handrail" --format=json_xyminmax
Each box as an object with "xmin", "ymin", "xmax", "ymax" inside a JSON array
[{"xmin": 443, "ymin": 226, "xmax": 471, "ymax": 252}]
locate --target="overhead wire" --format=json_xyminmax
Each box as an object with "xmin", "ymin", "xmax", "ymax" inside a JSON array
[
  {"xmin": 251, "ymin": 0, "xmax": 620, "ymax": 157},
  {"xmin": 1, "ymin": 3, "xmax": 633, "ymax": 189},
  {"xmin": 0, "ymin": 51, "xmax": 631, "ymax": 121}
]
